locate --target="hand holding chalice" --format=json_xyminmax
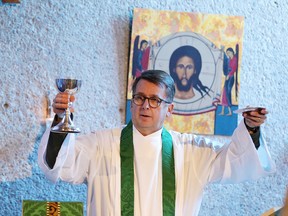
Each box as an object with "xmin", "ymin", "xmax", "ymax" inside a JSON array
[{"xmin": 51, "ymin": 78, "xmax": 82, "ymax": 133}]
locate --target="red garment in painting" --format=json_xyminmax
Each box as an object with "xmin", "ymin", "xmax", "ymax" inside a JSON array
[
  {"xmin": 228, "ymin": 55, "xmax": 238, "ymax": 77},
  {"xmin": 221, "ymin": 55, "xmax": 238, "ymax": 106}
]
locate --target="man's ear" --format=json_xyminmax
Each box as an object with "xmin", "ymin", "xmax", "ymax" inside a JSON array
[{"xmin": 166, "ymin": 103, "xmax": 174, "ymax": 117}]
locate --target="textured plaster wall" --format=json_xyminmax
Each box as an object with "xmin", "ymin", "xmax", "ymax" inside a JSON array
[{"xmin": 0, "ymin": 0, "xmax": 287, "ymax": 215}]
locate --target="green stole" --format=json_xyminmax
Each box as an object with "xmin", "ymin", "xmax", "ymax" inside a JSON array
[{"xmin": 120, "ymin": 121, "xmax": 175, "ymax": 215}]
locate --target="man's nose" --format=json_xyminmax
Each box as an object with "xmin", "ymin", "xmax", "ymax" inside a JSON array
[
  {"xmin": 142, "ymin": 98, "xmax": 150, "ymax": 109},
  {"xmin": 182, "ymin": 70, "xmax": 187, "ymax": 78}
]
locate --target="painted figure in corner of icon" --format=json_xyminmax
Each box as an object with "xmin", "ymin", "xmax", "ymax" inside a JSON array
[
  {"xmin": 132, "ymin": 35, "xmax": 150, "ymax": 79},
  {"xmin": 219, "ymin": 44, "xmax": 239, "ymax": 116}
]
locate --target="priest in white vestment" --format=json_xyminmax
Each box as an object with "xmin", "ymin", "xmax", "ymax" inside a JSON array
[{"xmin": 38, "ymin": 70, "xmax": 275, "ymax": 216}]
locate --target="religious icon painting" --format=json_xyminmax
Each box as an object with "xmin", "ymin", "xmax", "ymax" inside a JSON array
[{"xmin": 125, "ymin": 8, "xmax": 244, "ymax": 136}]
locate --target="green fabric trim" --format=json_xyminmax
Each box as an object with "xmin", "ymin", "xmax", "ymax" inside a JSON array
[
  {"xmin": 120, "ymin": 121, "xmax": 175, "ymax": 215},
  {"xmin": 120, "ymin": 121, "xmax": 134, "ymax": 215},
  {"xmin": 162, "ymin": 127, "xmax": 176, "ymax": 215}
]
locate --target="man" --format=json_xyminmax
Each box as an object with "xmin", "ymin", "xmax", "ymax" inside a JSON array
[
  {"xmin": 169, "ymin": 45, "xmax": 210, "ymax": 99},
  {"xmin": 38, "ymin": 70, "xmax": 275, "ymax": 216}
]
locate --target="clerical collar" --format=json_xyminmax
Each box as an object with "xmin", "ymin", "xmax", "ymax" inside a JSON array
[{"xmin": 132, "ymin": 125, "xmax": 163, "ymax": 138}]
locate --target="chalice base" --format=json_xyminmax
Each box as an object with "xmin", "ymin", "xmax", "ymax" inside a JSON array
[{"xmin": 51, "ymin": 123, "xmax": 81, "ymax": 133}]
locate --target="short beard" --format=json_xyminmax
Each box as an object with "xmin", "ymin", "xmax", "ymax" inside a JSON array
[{"xmin": 174, "ymin": 75, "xmax": 193, "ymax": 92}]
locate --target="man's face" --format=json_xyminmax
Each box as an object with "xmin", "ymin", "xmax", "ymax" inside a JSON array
[
  {"xmin": 131, "ymin": 79, "xmax": 174, "ymax": 136},
  {"xmin": 174, "ymin": 56, "xmax": 195, "ymax": 91}
]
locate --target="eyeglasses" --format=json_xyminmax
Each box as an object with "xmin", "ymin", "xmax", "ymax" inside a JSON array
[{"xmin": 132, "ymin": 94, "xmax": 172, "ymax": 108}]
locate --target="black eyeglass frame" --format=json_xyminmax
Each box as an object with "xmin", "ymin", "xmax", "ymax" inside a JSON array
[{"xmin": 132, "ymin": 94, "xmax": 172, "ymax": 108}]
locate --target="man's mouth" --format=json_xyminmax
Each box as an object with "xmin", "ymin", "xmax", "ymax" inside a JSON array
[
  {"xmin": 140, "ymin": 114, "xmax": 150, "ymax": 118},
  {"xmin": 181, "ymin": 78, "xmax": 188, "ymax": 86}
]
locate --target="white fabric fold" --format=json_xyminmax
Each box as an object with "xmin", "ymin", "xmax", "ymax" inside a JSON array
[{"xmin": 38, "ymin": 119, "xmax": 276, "ymax": 216}]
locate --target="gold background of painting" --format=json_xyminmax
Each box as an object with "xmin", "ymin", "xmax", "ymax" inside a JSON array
[{"xmin": 127, "ymin": 8, "xmax": 244, "ymax": 134}]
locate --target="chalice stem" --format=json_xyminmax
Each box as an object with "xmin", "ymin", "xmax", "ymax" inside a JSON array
[
  {"xmin": 64, "ymin": 93, "xmax": 71, "ymax": 126},
  {"xmin": 64, "ymin": 108, "xmax": 70, "ymax": 128}
]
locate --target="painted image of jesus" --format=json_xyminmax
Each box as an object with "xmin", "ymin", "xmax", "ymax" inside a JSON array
[{"xmin": 169, "ymin": 45, "xmax": 210, "ymax": 100}]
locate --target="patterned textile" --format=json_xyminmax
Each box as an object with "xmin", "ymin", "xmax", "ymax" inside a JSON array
[{"xmin": 22, "ymin": 200, "xmax": 83, "ymax": 216}]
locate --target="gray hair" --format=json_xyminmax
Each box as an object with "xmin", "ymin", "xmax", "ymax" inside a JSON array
[{"xmin": 131, "ymin": 70, "xmax": 175, "ymax": 103}]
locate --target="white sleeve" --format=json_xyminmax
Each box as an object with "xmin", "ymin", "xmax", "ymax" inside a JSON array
[
  {"xmin": 37, "ymin": 128, "xmax": 80, "ymax": 183},
  {"xmin": 210, "ymin": 119, "xmax": 276, "ymax": 183},
  {"xmin": 38, "ymin": 128, "xmax": 121, "ymax": 185}
]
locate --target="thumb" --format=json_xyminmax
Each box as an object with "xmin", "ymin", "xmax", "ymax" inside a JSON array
[{"xmin": 70, "ymin": 95, "xmax": 76, "ymax": 102}]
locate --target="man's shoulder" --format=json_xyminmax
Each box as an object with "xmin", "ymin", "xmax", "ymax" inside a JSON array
[
  {"xmin": 90, "ymin": 127, "xmax": 122, "ymax": 139},
  {"xmin": 168, "ymin": 130, "xmax": 196, "ymax": 143},
  {"xmin": 76, "ymin": 127, "xmax": 122, "ymax": 152}
]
